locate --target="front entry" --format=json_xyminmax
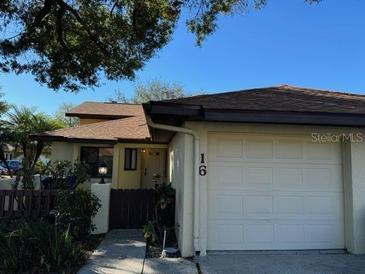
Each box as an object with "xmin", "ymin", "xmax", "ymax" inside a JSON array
[{"xmin": 141, "ymin": 148, "xmax": 166, "ymax": 189}]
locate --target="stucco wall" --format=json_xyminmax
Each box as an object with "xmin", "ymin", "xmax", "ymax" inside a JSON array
[
  {"xmin": 169, "ymin": 132, "xmax": 194, "ymax": 257},
  {"xmin": 51, "ymin": 142, "xmax": 75, "ymax": 162},
  {"xmin": 117, "ymin": 144, "xmax": 142, "ymax": 189},
  {"xmin": 343, "ymin": 139, "xmax": 365, "ymax": 254},
  {"xmin": 51, "ymin": 142, "xmax": 112, "ymax": 189},
  {"xmin": 113, "ymin": 143, "xmax": 169, "ymax": 189}
]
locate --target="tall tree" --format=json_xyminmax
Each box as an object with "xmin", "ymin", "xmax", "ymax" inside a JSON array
[
  {"xmin": 54, "ymin": 102, "xmax": 80, "ymax": 127},
  {"xmin": 0, "ymin": 0, "xmax": 321, "ymax": 92},
  {"xmin": 0, "ymin": 92, "xmax": 13, "ymax": 176},
  {"xmin": 7, "ymin": 106, "xmax": 64, "ymax": 188},
  {"xmin": 108, "ymin": 80, "xmax": 195, "ymax": 103},
  {"xmin": 0, "ymin": 92, "xmax": 8, "ymax": 115}
]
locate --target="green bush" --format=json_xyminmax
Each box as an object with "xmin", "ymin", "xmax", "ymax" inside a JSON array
[
  {"xmin": 0, "ymin": 219, "xmax": 84, "ymax": 273},
  {"xmin": 56, "ymin": 189, "xmax": 101, "ymax": 241},
  {"xmin": 42, "ymin": 160, "xmax": 90, "ymax": 189}
]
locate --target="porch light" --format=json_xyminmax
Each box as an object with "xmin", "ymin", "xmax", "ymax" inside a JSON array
[
  {"xmin": 141, "ymin": 148, "xmax": 146, "ymax": 153},
  {"xmin": 98, "ymin": 163, "xmax": 108, "ymax": 184}
]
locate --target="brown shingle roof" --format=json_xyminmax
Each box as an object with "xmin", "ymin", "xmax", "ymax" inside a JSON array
[
  {"xmin": 34, "ymin": 104, "xmax": 150, "ymax": 142},
  {"xmin": 66, "ymin": 102, "xmax": 142, "ymax": 118},
  {"xmin": 161, "ymin": 85, "xmax": 365, "ymax": 114},
  {"xmin": 38, "ymin": 116, "xmax": 150, "ymax": 142}
]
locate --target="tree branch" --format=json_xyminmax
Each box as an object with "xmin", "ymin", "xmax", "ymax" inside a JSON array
[{"xmin": 55, "ymin": 0, "xmax": 110, "ymax": 55}]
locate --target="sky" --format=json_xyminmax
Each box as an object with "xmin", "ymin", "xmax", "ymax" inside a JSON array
[{"xmin": 0, "ymin": 0, "xmax": 365, "ymax": 115}]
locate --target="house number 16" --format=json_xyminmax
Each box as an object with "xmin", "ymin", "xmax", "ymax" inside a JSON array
[{"xmin": 199, "ymin": 153, "xmax": 207, "ymax": 176}]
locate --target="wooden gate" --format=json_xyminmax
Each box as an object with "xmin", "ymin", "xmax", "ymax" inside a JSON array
[
  {"xmin": 109, "ymin": 189, "xmax": 175, "ymax": 229},
  {"xmin": 0, "ymin": 190, "xmax": 58, "ymax": 219}
]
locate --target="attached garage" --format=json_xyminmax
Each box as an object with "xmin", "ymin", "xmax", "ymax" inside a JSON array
[
  {"xmin": 207, "ymin": 133, "xmax": 344, "ymax": 251},
  {"xmin": 147, "ymin": 85, "xmax": 365, "ymax": 257}
]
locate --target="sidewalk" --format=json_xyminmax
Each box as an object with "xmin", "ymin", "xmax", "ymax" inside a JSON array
[{"xmin": 78, "ymin": 229, "xmax": 197, "ymax": 274}]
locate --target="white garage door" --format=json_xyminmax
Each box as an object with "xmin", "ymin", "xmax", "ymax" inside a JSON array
[{"xmin": 207, "ymin": 133, "xmax": 344, "ymax": 250}]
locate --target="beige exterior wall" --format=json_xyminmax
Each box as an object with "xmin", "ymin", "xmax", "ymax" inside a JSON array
[
  {"xmin": 51, "ymin": 142, "xmax": 75, "ymax": 162},
  {"xmin": 172, "ymin": 122, "xmax": 365, "ymax": 256},
  {"xmin": 51, "ymin": 141, "xmax": 168, "ymax": 190},
  {"xmin": 343, "ymin": 139, "xmax": 365, "ymax": 254},
  {"xmin": 51, "ymin": 142, "xmax": 113, "ymax": 189},
  {"xmin": 114, "ymin": 143, "xmax": 168, "ymax": 189},
  {"xmin": 169, "ymin": 132, "xmax": 194, "ymax": 257}
]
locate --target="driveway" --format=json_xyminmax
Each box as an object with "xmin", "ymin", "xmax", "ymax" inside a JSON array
[
  {"xmin": 199, "ymin": 251, "xmax": 365, "ymax": 274},
  {"xmin": 79, "ymin": 229, "xmax": 197, "ymax": 274}
]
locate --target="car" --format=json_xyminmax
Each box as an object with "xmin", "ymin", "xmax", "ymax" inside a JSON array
[
  {"xmin": 5, "ymin": 160, "xmax": 22, "ymax": 172},
  {"xmin": 0, "ymin": 165, "xmax": 13, "ymax": 175}
]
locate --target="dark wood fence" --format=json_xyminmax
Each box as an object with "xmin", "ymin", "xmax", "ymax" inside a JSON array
[
  {"xmin": 109, "ymin": 189, "xmax": 175, "ymax": 229},
  {"xmin": 0, "ymin": 190, "xmax": 58, "ymax": 219}
]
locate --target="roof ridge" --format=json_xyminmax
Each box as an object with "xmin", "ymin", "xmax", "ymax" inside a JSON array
[
  {"xmin": 277, "ymin": 84, "xmax": 365, "ymax": 98},
  {"xmin": 80, "ymin": 101, "xmax": 142, "ymax": 105},
  {"xmin": 160, "ymin": 85, "xmax": 365, "ymax": 104}
]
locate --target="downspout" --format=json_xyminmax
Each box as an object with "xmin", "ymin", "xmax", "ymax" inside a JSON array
[{"xmin": 146, "ymin": 117, "xmax": 201, "ymax": 256}]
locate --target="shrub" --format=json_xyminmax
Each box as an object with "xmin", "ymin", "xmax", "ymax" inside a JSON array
[
  {"xmin": 56, "ymin": 189, "xmax": 101, "ymax": 241},
  {"xmin": 41, "ymin": 160, "xmax": 89, "ymax": 190},
  {"xmin": 0, "ymin": 219, "xmax": 84, "ymax": 273}
]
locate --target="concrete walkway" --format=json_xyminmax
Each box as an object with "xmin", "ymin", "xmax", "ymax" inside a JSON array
[
  {"xmin": 199, "ymin": 251, "xmax": 365, "ymax": 274},
  {"xmin": 78, "ymin": 229, "xmax": 197, "ymax": 274}
]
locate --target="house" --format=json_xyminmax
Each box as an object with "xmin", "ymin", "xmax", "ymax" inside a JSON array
[
  {"xmin": 34, "ymin": 85, "xmax": 365, "ymax": 257},
  {"xmin": 1, "ymin": 143, "xmax": 15, "ymax": 160}
]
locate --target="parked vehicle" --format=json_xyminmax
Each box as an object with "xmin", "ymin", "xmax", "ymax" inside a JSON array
[
  {"xmin": 0, "ymin": 165, "xmax": 13, "ymax": 175},
  {"xmin": 5, "ymin": 160, "xmax": 22, "ymax": 172}
]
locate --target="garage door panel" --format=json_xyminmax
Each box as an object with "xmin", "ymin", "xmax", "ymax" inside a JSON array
[
  {"xmin": 207, "ymin": 223, "xmax": 244, "ymax": 249},
  {"xmin": 245, "ymin": 196, "xmax": 273, "ymax": 215},
  {"xmin": 213, "ymin": 195, "xmax": 243, "ymax": 217},
  {"xmin": 246, "ymin": 167, "xmax": 273, "ymax": 185},
  {"xmin": 305, "ymin": 194, "xmax": 344, "ymax": 216},
  {"xmin": 245, "ymin": 224, "xmax": 274, "ymax": 243},
  {"xmin": 209, "ymin": 165, "xmax": 243, "ymax": 187},
  {"xmin": 207, "ymin": 133, "xmax": 344, "ymax": 250},
  {"xmin": 277, "ymin": 167, "xmax": 303, "ymax": 185},
  {"xmin": 276, "ymin": 224, "xmax": 305, "ymax": 243},
  {"xmin": 245, "ymin": 139, "xmax": 274, "ymax": 159},
  {"xmin": 275, "ymin": 141, "xmax": 303, "ymax": 159},
  {"xmin": 303, "ymin": 142, "xmax": 341, "ymax": 163},
  {"xmin": 274, "ymin": 195, "xmax": 304, "ymax": 215}
]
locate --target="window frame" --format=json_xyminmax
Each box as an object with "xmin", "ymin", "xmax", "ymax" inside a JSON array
[
  {"xmin": 80, "ymin": 146, "xmax": 113, "ymax": 178},
  {"xmin": 124, "ymin": 148, "xmax": 137, "ymax": 171}
]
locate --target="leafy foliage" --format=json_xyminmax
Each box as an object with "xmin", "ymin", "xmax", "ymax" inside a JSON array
[
  {"xmin": 54, "ymin": 102, "xmax": 80, "ymax": 127},
  {"xmin": 0, "ymin": 92, "xmax": 8, "ymax": 115},
  {"xmin": 7, "ymin": 106, "xmax": 64, "ymax": 188},
  {"xmin": 0, "ymin": 0, "xmax": 179, "ymax": 92},
  {"xmin": 0, "ymin": 1, "xmax": 321, "ymax": 91},
  {"xmin": 143, "ymin": 221, "xmax": 158, "ymax": 245},
  {"xmin": 0, "ymin": 219, "xmax": 84, "ymax": 273},
  {"xmin": 41, "ymin": 160, "xmax": 90, "ymax": 189},
  {"xmin": 108, "ymin": 80, "xmax": 196, "ymax": 103},
  {"xmin": 56, "ymin": 189, "xmax": 101, "ymax": 240},
  {"xmin": 155, "ymin": 182, "xmax": 175, "ymax": 210}
]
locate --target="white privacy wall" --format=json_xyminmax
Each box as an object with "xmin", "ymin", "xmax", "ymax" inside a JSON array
[{"xmin": 169, "ymin": 132, "xmax": 194, "ymax": 257}]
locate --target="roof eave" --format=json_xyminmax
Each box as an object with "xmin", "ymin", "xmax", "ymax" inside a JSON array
[
  {"xmin": 30, "ymin": 134, "xmax": 118, "ymax": 144},
  {"xmin": 146, "ymin": 102, "xmax": 365, "ymax": 127}
]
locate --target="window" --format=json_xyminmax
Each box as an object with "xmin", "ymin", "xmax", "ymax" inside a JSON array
[
  {"xmin": 124, "ymin": 148, "xmax": 137, "ymax": 170},
  {"xmin": 80, "ymin": 147, "xmax": 113, "ymax": 178}
]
